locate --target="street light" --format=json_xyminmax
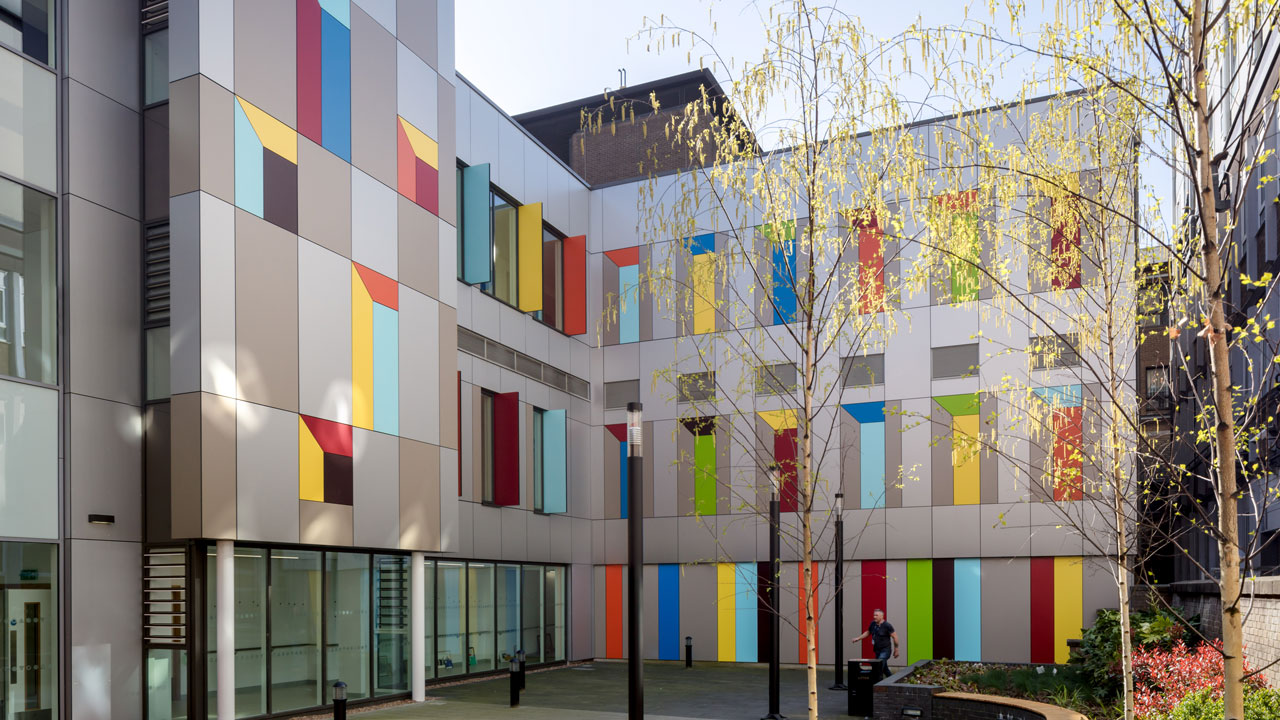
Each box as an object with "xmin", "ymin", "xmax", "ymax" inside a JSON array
[
  {"xmin": 626, "ymin": 402, "xmax": 645, "ymax": 720},
  {"xmin": 332, "ymin": 681, "xmax": 348, "ymax": 720},
  {"xmin": 763, "ymin": 462, "xmax": 785, "ymax": 720},
  {"xmin": 831, "ymin": 492, "xmax": 847, "ymax": 690}
]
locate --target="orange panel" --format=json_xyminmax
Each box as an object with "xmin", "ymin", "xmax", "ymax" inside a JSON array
[
  {"xmin": 604, "ymin": 246, "xmax": 639, "ymax": 267},
  {"xmin": 563, "ymin": 235, "xmax": 587, "ymax": 336},
  {"xmin": 606, "ymin": 565, "xmax": 624, "ymax": 658},
  {"xmin": 354, "ymin": 262, "xmax": 399, "ymax": 310},
  {"xmin": 1052, "ymin": 406, "xmax": 1084, "ymax": 501}
]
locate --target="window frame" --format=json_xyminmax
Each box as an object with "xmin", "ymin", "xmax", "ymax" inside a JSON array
[
  {"xmin": 532, "ymin": 407, "xmax": 545, "ymax": 513},
  {"xmin": 481, "ymin": 389, "xmax": 495, "ymax": 504}
]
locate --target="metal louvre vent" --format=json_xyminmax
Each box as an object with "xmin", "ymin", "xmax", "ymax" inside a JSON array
[
  {"xmin": 143, "ymin": 546, "xmax": 187, "ymax": 646},
  {"xmin": 456, "ymin": 327, "xmax": 591, "ymax": 400},
  {"xmin": 142, "ymin": 0, "xmax": 169, "ymax": 28},
  {"xmin": 144, "ymin": 224, "xmax": 171, "ymax": 326}
]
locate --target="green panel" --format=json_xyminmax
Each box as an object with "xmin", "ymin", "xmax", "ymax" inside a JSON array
[
  {"xmin": 934, "ymin": 393, "xmax": 980, "ymax": 417},
  {"xmin": 906, "ymin": 559, "xmax": 934, "ymax": 663},
  {"xmin": 694, "ymin": 433, "xmax": 717, "ymax": 516}
]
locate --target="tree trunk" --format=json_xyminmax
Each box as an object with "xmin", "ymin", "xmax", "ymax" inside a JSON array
[{"xmin": 1190, "ymin": 3, "xmax": 1246, "ymax": 716}]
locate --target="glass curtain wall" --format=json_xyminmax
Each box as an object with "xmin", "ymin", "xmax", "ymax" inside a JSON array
[
  {"xmin": 495, "ymin": 565, "xmax": 520, "ymax": 662},
  {"xmin": 520, "ymin": 565, "xmax": 543, "ymax": 663},
  {"xmin": 206, "ymin": 548, "xmax": 267, "ymax": 719},
  {"xmin": 373, "ymin": 555, "xmax": 410, "ymax": 696},
  {"xmin": 545, "ymin": 567, "xmax": 565, "ymax": 662},
  {"xmin": 325, "ymin": 553, "xmax": 370, "ymax": 701},
  {"xmin": 436, "ymin": 562, "xmax": 465, "ymax": 677},
  {"xmin": 269, "ymin": 550, "xmax": 322, "ymax": 713},
  {"xmin": 0, "ymin": 177, "xmax": 57, "ymax": 383},
  {"xmin": 466, "ymin": 563, "xmax": 495, "ymax": 671},
  {"xmin": 490, "ymin": 192, "xmax": 518, "ymax": 304},
  {"xmin": 0, "ymin": 542, "xmax": 57, "ymax": 720}
]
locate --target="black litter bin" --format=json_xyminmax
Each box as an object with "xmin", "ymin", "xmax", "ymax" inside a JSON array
[{"xmin": 847, "ymin": 659, "xmax": 881, "ymax": 717}]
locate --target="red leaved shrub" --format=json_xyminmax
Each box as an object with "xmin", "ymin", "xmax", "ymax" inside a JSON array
[{"xmin": 1132, "ymin": 640, "xmax": 1266, "ymax": 718}]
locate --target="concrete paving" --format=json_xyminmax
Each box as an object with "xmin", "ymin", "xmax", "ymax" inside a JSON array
[{"xmin": 359, "ymin": 661, "xmax": 863, "ymax": 719}]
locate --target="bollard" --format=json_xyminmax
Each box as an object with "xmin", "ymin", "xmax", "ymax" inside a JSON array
[
  {"xmin": 517, "ymin": 649, "xmax": 527, "ymax": 690},
  {"xmin": 509, "ymin": 658, "xmax": 520, "ymax": 707},
  {"xmin": 332, "ymin": 680, "xmax": 348, "ymax": 720},
  {"xmin": 685, "ymin": 636, "xmax": 693, "ymax": 668}
]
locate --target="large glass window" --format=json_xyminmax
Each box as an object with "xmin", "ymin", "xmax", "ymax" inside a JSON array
[
  {"xmin": 421, "ymin": 559, "xmax": 435, "ymax": 682},
  {"xmin": 269, "ymin": 550, "xmax": 322, "ymax": 713},
  {"xmin": 495, "ymin": 565, "xmax": 520, "ymax": 663},
  {"xmin": 143, "ymin": 28, "xmax": 168, "ymax": 105},
  {"xmin": 539, "ymin": 227, "xmax": 563, "ymax": 330},
  {"xmin": 207, "ymin": 547, "xmax": 267, "ymax": 719},
  {"xmin": 544, "ymin": 567, "xmax": 565, "ymax": 662},
  {"xmin": 436, "ymin": 562, "xmax": 465, "ymax": 677},
  {"xmin": 0, "ymin": 50, "xmax": 55, "ymax": 191},
  {"xmin": 373, "ymin": 555, "xmax": 410, "ymax": 697},
  {"xmin": 0, "ymin": 378, "xmax": 56, "ymax": 539},
  {"xmin": 146, "ymin": 327, "xmax": 170, "ymax": 401},
  {"xmin": 0, "ymin": 541, "xmax": 57, "ymax": 720},
  {"xmin": 520, "ymin": 565, "xmax": 543, "ymax": 664},
  {"xmin": 467, "ymin": 563, "xmax": 495, "ymax": 672},
  {"xmin": 146, "ymin": 648, "xmax": 188, "ymax": 720},
  {"xmin": 325, "ymin": 553, "xmax": 369, "ymax": 701},
  {"xmin": 0, "ymin": 0, "xmax": 51, "ymax": 65},
  {"xmin": 488, "ymin": 192, "xmax": 518, "ymax": 305},
  {"xmin": 0, "ymin": 177, "xmax": 56, "ymax": 383}
]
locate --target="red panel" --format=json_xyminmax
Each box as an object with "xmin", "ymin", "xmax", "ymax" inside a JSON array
[
  {"xmin": 492, "ymin": 392, "xmax": 521, "ymax": 506},
  {"xmin": 396, "ymin": 122, "xmax": 415, "ymax": 199},
  {"xmin": 798, "ymin": 562, "xmax": 820, "ymax": 663},
  {"xmin": 354, "ymin": 262, "xmax": 399, "ymax": 310},
  {"xmin": 1029, "ymin": 557, "xmax": 1055, "ymax": 663},
  {"xmin": 860, "ymin": 560, "xmax": 887, "ymax": 659},
  {"xmin": 604, "ymin": 246, "xmax": 640, "ymax": 267},
  {"xmin": 605, "ymin": 423, "xmax": 628, "ymax": 443},
  {"xmin": 563, "ymin": 235, "xmax": 587, "ymax": 335},
  {"xmin": 457, "ymin": 372, "xmax": 463, "ymax": 496},
  {"xmin": 606, "ymin": 565, "xmax": 624, "ymax": 658},
  {"xmin": 415, "ymin": 159, "xmax": 439, "ymax": 216},
  {"xmin": 301, "ymin": 415, "xmax": 352, "ymax": 456},
  {"xmin": 296, "ymin": 0, "xmax": 323, "ymax": 145},
  {"xmin": 776, "ymin": 428, "xmax": 799, "ymax": 513},
  {"xmin": 857, "ymin": 218, "xmax": 885, "ymax": 314},
  {"xmin": 1052, "ymin": 406, "xmax": 1084, "ymax": 501},
  {"xmin": 933, "ymin": 558, "xmax": 955, "ymax": 660},
  {"xmin": 1050, "ymin": 198, "xmax": 1082, "ymax": 289}
]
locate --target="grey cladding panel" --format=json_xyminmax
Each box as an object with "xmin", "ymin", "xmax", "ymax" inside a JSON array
[{"xmin": 932, "ymin": 344, "xmax": 978, "ymax": 379}]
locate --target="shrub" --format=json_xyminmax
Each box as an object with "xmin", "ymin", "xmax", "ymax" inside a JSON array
[
  {"xmin": 1165, "ymin": 687, "xmax": 1280, "ymax": 720},
  {"xmin": 1132, "ymin": 640, "xmax": 1267, "ymax": 719},
  {"xmin": 1071, "ymin": 606, "xmax": 1197, "ymax": 700}
]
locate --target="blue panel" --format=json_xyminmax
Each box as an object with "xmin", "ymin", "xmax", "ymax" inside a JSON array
[
  {"xmin": 772, "ymin": 239, "xmax": 797, "ymax": 325},
  {"xmin": 860, "ymin": 422, "xmax": 886, "ymax": 509},
  {"xmin": 734, "ymin": 563, "xmax": 758, "ymax": 662},
  {"xmin": 618, "ymin": 440, "xmax": 628, "ymax": 519},
  {"xmin": 619, "ymin": 264, "xmax": 640, "ymax": 344},
  {"xmin": 372, "ymin": 304, "xmax": 399, "ymax": 435},
  {"xmin": 842, "ymin": 402, "xmax": 886, "ymax": 425},
  {"xmin": 1032, "ymin": 384, "xmax": 1083, "ymax": 408},
  {"xmin": 954, "ymin": 558, "xmax": 982, "ymax": 661},
  {"xmin": 688, "ymin": 233, "xmax": 716, "ymax": 256},
  {"xmin": 320, "ymin": 10, "xmax": 352, "ymax": 162},
  {"xmin": 461, "ymin": 164, "xmax": 492, "ymax": 284},
  {"xmin": 542, "ymin": 410, "xmax": 568, "ymax": 513},
  {"xmin": 233, "ymin": 101, "xmax": 264, "ymax": 218},
  {"xmin": 658, "ymin": 564, "xmax": 681, "ymax": 660},
  {"xmin": 318, "ymin": 0, "xmax": 350, "ymax": 26}
]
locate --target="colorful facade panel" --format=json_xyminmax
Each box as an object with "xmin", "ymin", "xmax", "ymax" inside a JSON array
[
  {"xmin": 234, "ymin": 96, "xmax": 299, "ymax": 233},
  {"xmin": 297, "ymin": 0, "xmax": 352, "ymax": 162},
  {"xmin": 396, "ymin": 116, "xmax": 439, "ymax": 215}
]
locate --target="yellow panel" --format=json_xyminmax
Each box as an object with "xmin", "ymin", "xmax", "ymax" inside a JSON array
[
  {"xmin": 757, "ymin": 409, "xmax": 797, "ymax": 432},
  {"xmin": 398, "ymin": 116, "xmax": 439, "ymax": 169},
  {"xmin": 692, "ymin": 252, "xmax": 716, "ymax": 334},
  {"xmin": 952, "ymin": 414, "xmax": 980, "ymax": 505},
  {"xmin": 716, "ymin": 563, "xmax": 736, "ymax": 661},
  {"xmin": 1053, "ymin": 556, "xmax": 1083, "ymax": 664},
  {"xmin": 298, "ymin": 417, "xmax": 325, "ymax": 502},
  {"xmin": 237, "ymin": 97, "xmax": 297, "ymax": 164},
  {"xmin": 517, "ymin": 203, "xmax": 543, "ymax": 312},
  {"xmin": 352, "ymin": 266, "xmax": 374, "ymax": 430}
]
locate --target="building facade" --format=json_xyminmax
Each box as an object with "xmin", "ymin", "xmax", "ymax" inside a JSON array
[{"xmin": 0, "ymin": 2, "xmax": 1129, "ymax": 719}]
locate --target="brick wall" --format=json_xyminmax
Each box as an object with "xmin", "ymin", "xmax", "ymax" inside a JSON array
[
  {"xmin": 569, "ymin": 109, "xmax": 725, "ymax": 185},
  {"xmin": 935, "ymin": 696, "xmax": 1046, "ymax": 720},
  {"xmin": 1166, "ymin": 578, "xmax": 1280, "ymax": 686}
]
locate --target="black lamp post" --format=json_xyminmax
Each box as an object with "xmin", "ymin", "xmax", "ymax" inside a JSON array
[
  {"xmin": 685, "ymin": 635, "xmax": 693, "ymax": 668},
  {"xmin": 830, "ymin": 492, "xmax": 846, "ymax": 690},
  {"xmin": 627, "ymin": 402, "xmax": 645, "ymax": 720},
  {"xmin": 763, "ymin": 462, "xmax": 785, "ymax": 720},
  {"xmin": 332, "ymin": 681, "xmax": 348, "ymax": 720}
]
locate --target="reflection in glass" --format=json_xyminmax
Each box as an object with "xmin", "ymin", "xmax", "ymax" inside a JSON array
[
  {"xmin": 520, "ymin": 565, "xmax": 543, "ymax": 663},
  {"xmin": 545, "ymin": 567, "xmax": 565, "ymax": 662},
  {"xmin": 206, "ymin": 547, "xmax": 267, "ymax": 718},
  {"xmin": 467, "ymin": 563, "xmax": 495, "ymax": 672},
  {"xmin": 490, "ymin": 193, "xmax": 518, "ymax": 304},
  {"xmin": 145, "ymin": 327, "xmax": 170, "ymax": 401},
  {"xmin": 436, "ymin": 562, "xmax": 465, "ymax": 677},
  {"xmin": 373, "ymin": 554, "xmax": 410, "ymax": 696},
  {"xmin": 422, "ymin": 559, "xmax": 435, "ymax": 682},
  {"xmin": 495, "ymin": 565, "xmax": 520, "ymax": 662},
  {"xmin": 146, "ymin": 648, "xmax": 188, "ymax": 720},
  {"xmin": 270, "ymin": 550, "xmax": 322, "ymax": 713},
  {"xmin": 0, "ymin": 541, "xmax": 57, "ymax": 720},
  {"xmin": 0, "ymin": 177, "xmax": 56, "ymax": 382},
  {"xmin": 0, "ymin": 51, "xmax": 55, "ymax": 191},
  {"xmin": 143, "ymin": 29, "xmax": 168, "ymax": 104},
  {"xmin": 0, "ymin": 0, "xmax": 52, "ymax": 64},
  {"xmin": 326, "ymin": 552, "xmax": 370, "ymax": 701}
]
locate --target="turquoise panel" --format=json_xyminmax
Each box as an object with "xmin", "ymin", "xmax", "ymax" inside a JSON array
[
  {"xmin": 860, "ymin": 421, "xmax": 885, "ymax": 509},
  {"xmin": 954, "ymin": 558, "xmax": 982, "ymax": 661},
  {"xmin": 542, "ymin": 410, "xmax": 568, "ymax": 513},
  {"xmin": 619, "ymin": 264, "xmax": 639, "ymax": 344},
  {"xmin": 317, "ymin": 0, "xmax": 350, "ymax": 26},
  {"xmin": 234, "ymin": 100, "xmax": 264, "ymax": 218},
  {"xmin": 461, "ymin": 164, "xmax": 492, "ymax": 284},
  {"xmin": 372, "ymin": 303, "xmax": 399, "ymax": 435},
  {"xmin": 734, "ymin": 563, "xmax": 757, "ymax": 662},
  {"xmin": 1032, "ymin": 384, "xmax": 1083, "ymax": 408}
]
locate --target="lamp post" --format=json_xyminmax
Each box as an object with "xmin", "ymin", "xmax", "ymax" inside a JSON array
[
  {"xmin": 332, "ymin": 681, "xmax": 348, "ymax": 720},
  {"xmin": 626, "ymin": 402, "xmax": 644, "ymax": 720},
  {"xmin": 830, "ymin": 492, "xmax": 846, "ymax": 690},
  {"xmin": 763, "ymin": 463, "xmax": 785, "ymax": 720}
]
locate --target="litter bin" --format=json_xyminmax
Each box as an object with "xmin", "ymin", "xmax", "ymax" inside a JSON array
[{"xmin": 847, "ymin": 659, "xmax": 881, "ymax": 717}]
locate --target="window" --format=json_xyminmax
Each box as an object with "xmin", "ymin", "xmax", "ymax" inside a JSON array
[
  {"xmin": 486, "ymin": 190, "xmax": 519, "ymax": 305},
  {"xmin": 532, "ymin": 408, "xmax": 544, "ymax": 512},
  {"xmin": 932, "ymin": 344, "xmax": 979, "ymax": 379},
  {"xmin": 0, "ymin": 0, "xmax": 52, "ymax": 65},
  {"xmin": 269, "ymin": 549, "xmax": 323, "ymax": 713},
  {"xmin": 0, "ymin": 542, "xmax": 56, "ymax": 719},
  {"xmin": 605, "ymin": 380, "xmax": 639, "ymax": 409},
  {"xmin": 481, "ymin": 390, "xmax": 495, "ymax": 504},
  {"xmin": 145, "ymin": 327, "xmax": 170, "ymax": 401},
  {"xmin": 1030, "ymin": 333, "xmax": 1080, "ymax": 370},
  {"xmin": 540, "ymin": 226, "xmax": 564, "ymax": 331},
  {"xmin": 325, "ymin": 552, "xmax": 371, "ymax": 701},
  {"xmin": 841, "ymin": 354, "xmax": 885, "ymax": 387},
  {"xmin": 755, "ymin": 362, "xmax": 798, "ymax": 395},
  {"xmin": 467, "ymin": 562, "xmax": 496, "ymax": 671},
  {"xmin": 677, "ymin": 371, "xmax": 716, "ymax": 404},
  {"xmin": 143, "ymin": 28, "xmax": 168, "ymax": 104},
  {"xmin": 0, "ymin": 49, "xmax": 56, "ymax": 191},
  {"xmin": 1146, "ymin": 366, "xmax": 1171, "ymax": 399},
  {"xmin": 0, "ymin": 177, "xmax": 56, "ymax": 383},
  {"xmin": 373, "ymin": 554, "xmax": 411, "ymax": 696}
]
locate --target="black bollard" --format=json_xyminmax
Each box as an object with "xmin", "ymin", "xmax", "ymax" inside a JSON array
[
  {"xmin": 518, "ymin": 649, "xmax": 527, "ymax": 690},
  {"xmin": 332, "ymin": 680, "xmax": 348, "ymax": 720},
  {"xmin": 509, "ymin": 658, "xmax": 520, "ymax": 707},
  {"xmin": 685, "ymin": 636, "xmax": 693, "ymax": 668}
]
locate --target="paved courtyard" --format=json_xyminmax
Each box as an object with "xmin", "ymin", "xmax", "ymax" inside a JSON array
[{"xmin": 359, "ymin": 661, "xmax": 862, "ymax": 720}]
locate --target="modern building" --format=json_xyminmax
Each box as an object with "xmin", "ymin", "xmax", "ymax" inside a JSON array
[{"xmin": 1, "ymin": 2, "xmax": 1129, "ymax": 719}]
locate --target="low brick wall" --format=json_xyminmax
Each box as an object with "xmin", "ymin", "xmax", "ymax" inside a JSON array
[
  {"xmin": 1162, "ymin": 577, "xmax": 1280, "ymax": 687},
  {"xmin": 871, "ymin": 661, "xmax": 1087, "ymax": 720}
]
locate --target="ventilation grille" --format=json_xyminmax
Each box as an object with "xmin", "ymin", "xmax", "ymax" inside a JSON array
[
  {"xmin": 143, "ymin": 546, "xmax": 186, "ymax": 646},
  {"xmin": 144, "ymin": 224, "xmax": 170, "ymax": 326},
  {"xmin": 457, "ymin": 327, "xmax": 590, "ymax": 400},
  {"xmin": 142, "ymin": 0, "xmax": 168, "ymax": 28}
]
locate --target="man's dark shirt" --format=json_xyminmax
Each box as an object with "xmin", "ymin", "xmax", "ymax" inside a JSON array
[{"xmin": 868, "ymin": 621, "xmax": 894, "ymax": 654}]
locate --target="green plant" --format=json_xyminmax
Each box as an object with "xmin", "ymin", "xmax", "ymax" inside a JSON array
[
  {"xmin": 1071, "ymin": 606, "xmax": 1198, "ymax": 700},
  {"xmin": 1164, "ymin": 687, "xmax": 1280, "ymax": 720}
]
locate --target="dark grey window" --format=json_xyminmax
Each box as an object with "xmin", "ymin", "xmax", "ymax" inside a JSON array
[
  {"xmin": 1029, "ymin": 333, "xmax": 1080, "ymax": 370},
  {"xmin": 604, "ymin": 380, "xmax": 639, "ymax": 410},
  {"xmin": 841, "ymin": 354, "xmax": 885, "ymax": 387},
  {"xmin": 143, "ymin": 28, "xmax": 168, "ymax": 104},
  {"xmin": 756, "ymin": 363, "xmax": 798, "ymax": 395},
  {"xmin": 677, "ymin": 371, "xmax": 716, "ymax": 404},
  {"xmin": 932, "ymin": 344, "xmax": 979, "ymax": 379}
]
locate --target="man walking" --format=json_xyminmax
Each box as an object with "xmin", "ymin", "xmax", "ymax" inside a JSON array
[{"xmin": 851, "ymin": 608, "xmax": 898, "ymax": 679}]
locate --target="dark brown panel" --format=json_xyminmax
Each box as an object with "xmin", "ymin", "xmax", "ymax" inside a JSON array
[{"xmin": 262, "ymin": 147, "xmax": 298, "ymax": 234}]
